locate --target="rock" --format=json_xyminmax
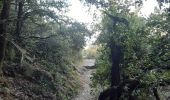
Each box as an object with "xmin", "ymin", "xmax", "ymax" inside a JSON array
[
  {"xmin": 72, "ymin": 59, "xmax": 96, "ymax": 100},
  {"xmin": 2, "ymin": 65, "xmax": 15, "ymax": 77},
  {"xmin": 83, "ymin": 59, "xmax": 96, "ymax": 69},
  {"xmin": 84, "ymin": 65, "xmax": 96, "ymax": 69},
  {"xmin": 0, "ymin": 97, "xmax": 3, "ymax": 100},
  {"xmin": 32, "ymin": 69, "xmax": 53, "ymax": 83}
]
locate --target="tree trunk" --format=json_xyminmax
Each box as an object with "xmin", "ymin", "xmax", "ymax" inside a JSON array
[
  {"xmin": 110, "ymin": 44, "xmax": 121, "ymax": 86},
  {"xmin": 14, "ymin": 1, "xmax": 24, "ymax": 64},
  {"xmin": 0, "ymin": 0, "xmax": 11, "ymax": 75},
  {"xmin": 153, "ymin": 87, "xmax": 160, "ymax": 100},
  {"xmin": 15, "ymin": 0, "xmax": 24, "ymax": 41},
  {"xmin": 109, "ymin": 43, "xmax": 122, "ymax": 100}
]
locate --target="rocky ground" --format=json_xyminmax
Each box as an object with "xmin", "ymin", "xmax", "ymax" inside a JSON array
[
  {"xmin": 72, "ymin": 59, "xmax": 96, "ymax": 100},
  {"xmin": 0, "ymin": 59, "xmax": 96, "ymax": 100}
]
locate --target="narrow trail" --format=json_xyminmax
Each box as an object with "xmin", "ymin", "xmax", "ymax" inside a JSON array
[{"xmin": 73, "ymin": 59, "xmax": 96, "ymax": 100}]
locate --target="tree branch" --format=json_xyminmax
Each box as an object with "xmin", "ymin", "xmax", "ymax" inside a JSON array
[{"xmin": 23, "ymin": 35, "xmax": 59, "ymax": 40}]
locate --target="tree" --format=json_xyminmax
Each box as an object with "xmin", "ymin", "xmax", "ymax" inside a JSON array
[
  {"xmin": 15, "ymin": 0, "xmax": 24, "ymax": 42},
  {"xmin": 0, "ymin": 0, "xmax": 91, "ymax": 99},
  {"xmin": 88, "ymin": 1, "xmax": 170, "ymax": 99},
  {"xmin": 0, "ymin": 0, "xmax": 11, "ymax": 75}
]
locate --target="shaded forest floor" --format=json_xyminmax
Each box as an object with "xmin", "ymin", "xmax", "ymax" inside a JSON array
[
  {"xmin": 73, "ymin": 59, "xmax": 96, "ymax": 100},
  {"xmin": 0, "ymin": 62, "xmax": 80, "ymax": 100}
]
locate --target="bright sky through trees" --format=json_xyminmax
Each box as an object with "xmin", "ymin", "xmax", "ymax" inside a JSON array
[
  {"xmin": 67, "ymin": 0, "xmax": 159, "ymax": 22},
  {"xmin": 140, "ymin": 0, "xmax": 159, "ymax": 17},
  {"xmin": 67, "ymin": 0, "xmax": 159, "ymax": 48},
  {"xmin": 67, "ymin": 0, "xmax": 94, "ymax": 23}
]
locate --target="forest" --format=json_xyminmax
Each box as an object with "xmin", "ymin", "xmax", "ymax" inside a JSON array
[{"xmin": 0, "ymin": 0, "xmax": 169, "ymax": 100}]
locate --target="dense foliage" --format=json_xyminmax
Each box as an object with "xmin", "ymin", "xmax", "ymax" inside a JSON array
[
  {"xmin": 88, "ymin": 1, "xmax": 170, "ymax": 100},
  {"xmin": 0, "ymin": 0, "xmax": 170, "ymax": 100},
  {"xmin": 0, "ymin": 0, "xmax": 90, "ymax": 100}
]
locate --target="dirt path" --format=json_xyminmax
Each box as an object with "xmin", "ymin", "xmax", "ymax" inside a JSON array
[{"xmin": 73, "ymin": 59, "xmax": 96, "ymax": 100}]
